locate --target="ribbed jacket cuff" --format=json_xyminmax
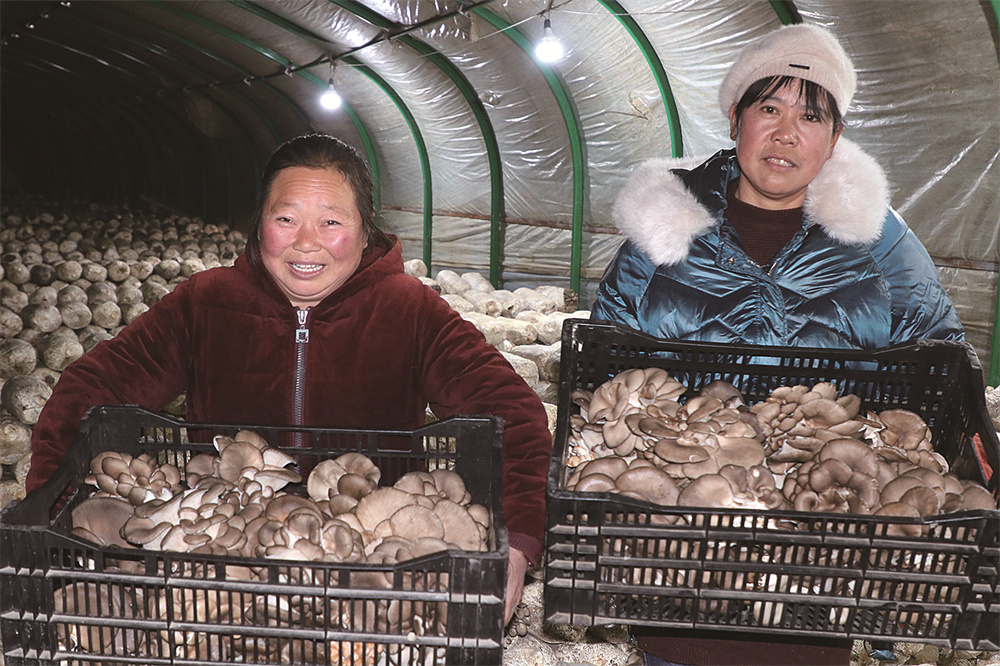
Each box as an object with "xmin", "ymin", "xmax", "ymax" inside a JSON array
[{"xmin": 507, "ymin": 532, "xmax": 542, "ymax": 568}]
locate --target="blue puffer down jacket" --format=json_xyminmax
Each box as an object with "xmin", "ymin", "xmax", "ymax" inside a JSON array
[{"xmin": 591, "ymin": 138, "xmax": 964, "ymax": 348}]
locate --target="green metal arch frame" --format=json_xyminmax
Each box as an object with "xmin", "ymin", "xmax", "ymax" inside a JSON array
[
  {"xmin": 768, "ymin": 1, "xmax": 803, "ymax": 25},
  {"xmin": 324, "ymin": 0, "xmax": 506, "ymax": 285},
  {"xmin": 147, "ymin": 0, "xmax": 380, "ymax": 208},
  {"xmin": 468, "ymin": 6, "xmax": 587, "ymax": 295},
  {"xmin": 596, "ymin": 0, "xmax": 683, "ymax": 158},
  {"xmin": 232, "ymin": 1, "xmax": 428, "ymax": 266}
]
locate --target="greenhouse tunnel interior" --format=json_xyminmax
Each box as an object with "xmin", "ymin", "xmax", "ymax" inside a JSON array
[{"xmin": 1, "ymin": 0, "xmax": 998, "ymax": 382}]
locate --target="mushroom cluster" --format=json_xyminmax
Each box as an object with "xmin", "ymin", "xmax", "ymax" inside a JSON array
[
  {"xmin": 63, "ymin": 434, "xmax": 491, "ymax": 660},
  {"xmin": 564, "ymin": 369, "xmax": 998, "ymax": 520}
]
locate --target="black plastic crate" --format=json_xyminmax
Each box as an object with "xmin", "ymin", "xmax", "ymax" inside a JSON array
[
  {"xmin": 544, "ymin": 320, "xmax": 1000, "ymax": 649},
  {"xmin": 1, "ymin": 406, "xmax": 507, "ymax": 665}
]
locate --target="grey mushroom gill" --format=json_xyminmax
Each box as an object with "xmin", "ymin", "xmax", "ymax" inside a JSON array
[{"xmin": 64, "ymin": 433, "xmax": 489, "ymax": 659}]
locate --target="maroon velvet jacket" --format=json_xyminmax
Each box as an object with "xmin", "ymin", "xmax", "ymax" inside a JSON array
[{"xmin": 27, "ymin": 238, "xmax": 552, "ymax": 562}]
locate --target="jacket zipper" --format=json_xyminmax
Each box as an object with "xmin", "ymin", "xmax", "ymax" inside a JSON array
[{"xmin": 292, "ymin": 308, "xmax": 311, "ymax": 435}]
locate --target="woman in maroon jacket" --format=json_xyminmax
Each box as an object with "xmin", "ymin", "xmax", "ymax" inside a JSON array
[{"xmin": 26, "ymin": 133, "xmax": 552, "ymax": 623}]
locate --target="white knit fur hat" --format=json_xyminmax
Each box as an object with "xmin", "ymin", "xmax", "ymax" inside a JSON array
[{"xmin": 719, "ymin": 24, "xmax": 856, "ymax": 118}]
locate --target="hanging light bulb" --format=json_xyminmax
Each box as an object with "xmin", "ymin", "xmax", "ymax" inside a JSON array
[
  {"xmin": 320, "ymin": 78, "xmax": 342, "ymax": 110},
  {"xmin": 320, "ymin": 59, "xmax": 341, "ymax": 110},
  {"xmin": 534, "ymin": 17, "xmax": 564, "ymax": 63}
]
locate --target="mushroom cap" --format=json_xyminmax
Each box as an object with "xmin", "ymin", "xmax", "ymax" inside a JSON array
[
  {"xmin": 714, "ymin": 436, "xmax": 766, "ymax": 468},
  {"xmin": 185, "ymin": 453, "xmax": 217, "ymax": 485},
  {"xmin": 430, "ymin": 468, "xmax": 471, "ymax": 504},
  {"xmin": 320, "ymin": 519, "xmax": 365, "ymax": 562},
  {"xmin": 215, "ymin": 440, "xmax": 264, "ymax": 483},
  {"xmin": 876, "ymin": 409, "xmax": 930, "ymax": 450},
  {"xmin": 652, "ymin": 437, "xmax": 710, "ymax": 464},
  {"xmin": 677, "ymin": 474, "xmax": 735, "ymax": 508},
  {"xmin": 307, "ymin": 459, "xmax": 346, "ymax": 502},
  {"xmin": 588, "ymin": 381, "xmax": 633, "ymax": 423},
  {"xmin": 337, "ymin": 472, "xmax": 375, "ymax": 499},
  {"xmin": 816, "ymin": 438, "xmax": 880, "ymax": 479},
  {"xmin": 264, "ymin": 494, "xmax": 322, "ymax": 522},
  {"xmin": 71, "ymin": 496, "xmax": 136, "ymax": 548},
  {"xmin": 799, "ymin": 397, "xmax": 858, "ymax": 428},
  {"xmin": 874, "ymin": 502, "xmax": 924, "ymax": 537},
  {"xmin": 699, "ymin": 380, "xmax": 745, "ymax": 408},
  {"xmin": 898, "ymin": 486, "xmax": 943, "ymax": 517},
  {"xmin": 234, "ymin": 429, "xmax": 269, "ymax": 450},
  {"xmin": 394, "ymin": 471, "xmax": 437, "ymax": 496},
  {"xmin": 614, "ymin": 466, "xmax": 680, "ymax": 506},
  {"xmin": 682, "ymin": 395, "xmax": 724, "ymax": 423},
  {"xmin": 355, "ymin": 487, "xmax": 418, "ymax": 533},
  {"xmin": 388, "ymin": 503, "xmax": 446, "ymax": 542},
  {"xmin": 958, "ymin": 485, "xmax": 998, "ymax": 511},
  {"xmin": 434, "ymin": 498, "xmax": 486, "ymax": 551},
  {"xmin": 572, "ymin": 472, "xmax": 617, "ymax": 493},
  {"xmin": 880, "ymin": 475, "xmax": 931, "ymax": 506},
  {"xmin": 307, "ymin": 452, "xmax": 381, "ymax": 502},
  {"xmin": 326, "ymin": 493, "xmax": 360, "ymax": 516},
  {"xmin": 566, "ymin": 456, "xmax": 628, "ymax": 488},
  {"xmin": 90, "ymin": 451, "xmax": 131, "ymax": 477}
]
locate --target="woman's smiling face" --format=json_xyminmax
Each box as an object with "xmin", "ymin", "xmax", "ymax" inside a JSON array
[
  {"xmin": 259, "ymin": 166, "xmax": 368, "ymax": 309},
  {"xmin": 730, "ymin": 79, "xmax": 841, "ymax": 210}
]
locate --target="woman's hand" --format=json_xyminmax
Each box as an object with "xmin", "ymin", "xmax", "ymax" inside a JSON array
[{"xmin": 504, "ymin": 547, "xmax": 529, "ymax": 625}]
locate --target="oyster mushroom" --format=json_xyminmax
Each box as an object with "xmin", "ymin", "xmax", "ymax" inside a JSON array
[
  {"xmin": 782, "ymin": 438, "xmax": 881, "ymax": 514},
  {"xmin": 354, "ymin": 487, "xmax": 418, "ymax": 546},
  {"xmin": 71, "ymin": 496, "xmax": 135, "ymax": 548},
  {"xmin": 677, "ymin": 474, "xmax": 736, "ymax": 508},
  {"xmin": 319, "ymin": 518, "xmax": 365, "ymax": 562},
  {"xmin": 434, "ymin": 499, "xmax": 488, "ymax": 552},
  {"xmin": 307, "ymin": 452, "xmax": 381, "ymax": 502},
  {"xmin": 863, "ymin": 409, "xmax": 946, "ymax": 473},
  {"xmin": 387, "ymin": 503, "xmax": 446, "ymax": 542},
  {"xmin": 614, "ymin": 465, "xmax": 681, "ymax": 506},
  {"xmin": 429, "ymin": 468, "xmax": 471, "ymax": 504},
  {"xmin": 565, "ymin": 456, "xmax": 628, "ymax": 489}
]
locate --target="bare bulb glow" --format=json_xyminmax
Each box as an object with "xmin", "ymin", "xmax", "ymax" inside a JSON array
[
  {"xmin": 534, "ymin": 19, "xmax": 564, "ymax": 63},
  {"xmin": 320, "ymin": 79, "xmax": 342, "ymax": 110}
]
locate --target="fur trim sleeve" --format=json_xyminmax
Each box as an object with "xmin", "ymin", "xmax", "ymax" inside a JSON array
[
  {"xmin": 611, "ymin": 157, "xmax": 717, "ymax": 266},
  {"xmin": 804, "ymin": 137, "xmax": 888, "ymax": 244}
]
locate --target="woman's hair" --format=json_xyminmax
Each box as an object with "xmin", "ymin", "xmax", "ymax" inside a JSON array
[
  {"xmin": 732, "ymin": 75, "xmax": 845, "ymax": 136},
  {"xmin": 244, "ymin": 134, "xmax": 391, "ymax": 273}
]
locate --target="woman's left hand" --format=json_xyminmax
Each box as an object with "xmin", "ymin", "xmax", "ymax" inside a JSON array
[{"xmin": 504, "ymin": 547, "xmax": 529, "ymax": 625}]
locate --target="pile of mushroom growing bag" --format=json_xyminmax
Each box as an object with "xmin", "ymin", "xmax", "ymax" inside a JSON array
[
  {"xmin": 0, "ymin": 201, "xmax": 245, "ymax": 507},
  {"xmin": 565, "ymin": 369, "xmax": 998, "ymax": 519}
]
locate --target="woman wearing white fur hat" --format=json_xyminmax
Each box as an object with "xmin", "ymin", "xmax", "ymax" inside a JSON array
[
  {"xmin": 592, "ymin": 23, "xmax": 963, "ymax": 352},
  {"xmin": 591, "ymin": 23, "xmax": 963, "ymax": 666}
]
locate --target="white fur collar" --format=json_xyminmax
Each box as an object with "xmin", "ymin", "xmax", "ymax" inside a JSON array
[{"xmin": 611, "ymin": 138, "xmax": 889, "ymax": 266}]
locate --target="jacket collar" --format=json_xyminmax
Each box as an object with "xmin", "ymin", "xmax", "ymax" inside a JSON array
[{"xmin": 611, "ymin": 137, "xmax": 889, "ymax": 266}]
